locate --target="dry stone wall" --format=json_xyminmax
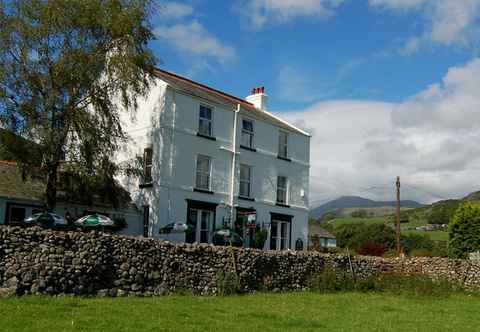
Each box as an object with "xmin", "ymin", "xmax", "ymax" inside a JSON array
[{"xmin": 0, "ymin": 226, "xmax": 479, "ymax": 297}]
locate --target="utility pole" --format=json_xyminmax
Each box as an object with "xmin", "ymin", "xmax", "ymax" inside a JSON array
[{"xmin": 395, "ymin": 176, "xmax": 401, "ymax": 256}]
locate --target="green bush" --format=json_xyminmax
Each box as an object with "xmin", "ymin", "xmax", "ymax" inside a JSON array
[
  {"xmin": 351, "ymin": 209, "xmax": 368, "ymax": 218},
  {"xmin": 401, "ymin": 233, "xmax": 434, "ymax": 255},
  {"xmin": 254, "ymin": 228, "xmax": 268, "ymax": 249},
  {"xmin": 216, "ymin": 271, "xmax": 240, "ymax": 296},
  {"xmin": 308, "ymin": 268, "xmax": 357, "ymax": 293},
  {"xmin": 449, "ymin": 202, "xmax": 480, "ymax": 258},
  {"xmin": 334, "ymin": 223, "xmax": 395, "ymax": 255}
]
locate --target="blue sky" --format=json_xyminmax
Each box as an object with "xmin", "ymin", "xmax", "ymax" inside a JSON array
[{"xmin": 151, "ymin": 1, "xmax": 480, "ymax": 204}]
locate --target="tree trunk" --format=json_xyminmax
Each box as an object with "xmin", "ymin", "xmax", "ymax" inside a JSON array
[{"xmin": 46, "ymin": 162, "xmax": 59, "ymax": 212}]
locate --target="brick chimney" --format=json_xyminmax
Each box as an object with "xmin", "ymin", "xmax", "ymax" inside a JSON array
[{"xmin": 246, "ymin": 86, "xmax": 268, "ymax": 111}]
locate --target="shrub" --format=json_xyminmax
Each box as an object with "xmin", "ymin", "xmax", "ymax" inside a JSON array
[
  {"xmin": 410, "ymin": 249, "xmax": 433, "ymax": 257},
  {"xmin": 309, "ymin": 269, "xmax": 460, "ymax": 296},
  {"xmin": 216, "ymin": 271, "xmax": 240, "ymax": 296},
  {"xmin": 358, "ymin": 241, "xmax": 386, "ymax": 256},
  {"xmin": 351, "ymin": 209, "xmax": 368, "ymax": 218},
  {"xmin": 401, "ymin": 233, "xmax": 434, "ymax": 255},
  {"xmin": 308, "ymin": 268, "xmax": 357, "ymax": 293},
  {"xmin": 254, "ymin": 228, "xmax": 268, "ymax": 249},
  {"xmin": 334, "ymin": 223, "xmax": 395, "ymax": 256},
  {"xmin": 431, "ymin": 241, "xmax": 448, "ymax": 257},
  {"xmin": 449, "ymin": 202, "xmax": 480, "ymax": 258}
]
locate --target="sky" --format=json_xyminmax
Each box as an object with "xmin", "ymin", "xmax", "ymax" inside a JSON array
[{"xmin": 151, "ymin": 0, "xmax": 480, "ymax": 206}]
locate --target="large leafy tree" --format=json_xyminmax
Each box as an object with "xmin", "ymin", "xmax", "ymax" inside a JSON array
[
  {"xmin": 449, "ymin": 202, "xmax": 480, "ymax": 258},
  {"xmin": 0, "ymin": 0, "xmax": 156, "ymax": 210}
]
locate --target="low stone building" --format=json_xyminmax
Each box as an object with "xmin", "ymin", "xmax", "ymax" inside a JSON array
[
  {"xmin": 0, "ymin": 161, "xmax": 143, "ymax": 236},
  {"xmin": 309, "ymin": 223, "xmax": 337, "ymax": 248}
]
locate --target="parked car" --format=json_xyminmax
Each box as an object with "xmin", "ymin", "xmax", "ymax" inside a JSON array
[{"xmin": 24, "ymin": 212, "xmax": 68, "ymax": 228}]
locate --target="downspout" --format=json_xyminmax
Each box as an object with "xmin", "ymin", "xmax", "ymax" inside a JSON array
[
  {"xmin": 168, "ymin": 89, "xmax": 177, "ymax": 226},
  {"xmin": 229, "ymin": 104, "xmax": 240, "ymax": 227}
]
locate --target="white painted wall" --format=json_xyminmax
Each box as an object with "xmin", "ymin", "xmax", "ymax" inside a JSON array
[{"xmin": 116, "ymin": 77, "xmax": 311, "ymax": 250}]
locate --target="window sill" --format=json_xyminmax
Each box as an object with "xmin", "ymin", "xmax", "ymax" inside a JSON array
[
  {"xmin": 240, "ymin": 145, "xmax": 257, "ymax": 152},
  {"xmin": 194, "ymin": 188, "xmax": 214, "ymax": 195},
  {"xmin": 197, "ymin": 133, "xmax": 217, "ymax": 141},
  {"xmin": 139, "ymin": 183, "xmax": 153, "ymax": 189},
  {"xmin": 277, "ymin": 155, "xmax": 292, "ymax": 162},
  {"xmin": 238, "ymin": 196, "xmax": 255, "ymax": 202},
  {"xmin": 276, "ymin": 202, "xmax": 290, "ymax": 208}
]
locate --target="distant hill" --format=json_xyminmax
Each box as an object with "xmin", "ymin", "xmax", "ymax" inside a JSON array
[
  {"xmin": 310, "ymin": 196, "xmax": 424, "ymax": 219},
  {"xmin": 402, "ymin": 190, "xmax": 480, "ymax": 225}
]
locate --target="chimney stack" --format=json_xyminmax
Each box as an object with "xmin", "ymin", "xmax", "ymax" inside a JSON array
[{"xmin": 246, "ymin": 86, "xmax": 268, "ymax": 111}]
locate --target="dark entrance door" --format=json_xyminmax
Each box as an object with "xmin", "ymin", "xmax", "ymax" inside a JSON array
[{"xmin": 143, "ymin": 205, "xmax": 149, "ymax": 237}]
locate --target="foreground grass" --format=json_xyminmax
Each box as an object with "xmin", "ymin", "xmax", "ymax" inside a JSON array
[{"xmin": 1, "ymin": 292, "xmax": 480, "ymax": 331}]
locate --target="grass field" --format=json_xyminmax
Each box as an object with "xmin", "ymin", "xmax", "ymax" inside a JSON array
[
  {"xmin": 321, "ymin": 217, "xmax": 449, "ymax": 243},
  {"xmin": 1, "ymin": 293, "xmax": 480, "ymax": 331},
  {"xmin": 323, "ymin": 217, "xmax": 385, "ymax": 229}
]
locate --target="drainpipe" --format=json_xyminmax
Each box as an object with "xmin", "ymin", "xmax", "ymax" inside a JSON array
[
  {"xmin": 229, "ymin": 104, "xmax": 240, "ymax": 227},
  {"xmin": 168, "ymin": 90, "xmax": 177, "ymax": 226}
]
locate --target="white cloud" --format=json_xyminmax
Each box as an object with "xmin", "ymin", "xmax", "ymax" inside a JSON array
[
  {"xmin": 155, "ymin": 21, "xmax": 235, "ymax": 65},
  {"xmin": 369, "ymin": 0, "xmax": 426, "ymax": 10},
  {"xmin": 279, "ymin": 58, "xmax": 480, "ymax": 204},
  {"xmin": 240, "ymin": 0, "xmax": 345, "ymax": 29},
  {"xmin": 370, "ymin": 0, "xmax": 480, "ymax": 52},
  {"xmin": 157, "ymin": 1, "xmax": 194, "ymax": 19}
]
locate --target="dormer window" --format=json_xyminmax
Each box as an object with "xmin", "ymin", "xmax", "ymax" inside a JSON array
[
  {"xmin": 198, "ymin": 105, "xmax": 213, "ymax": 137},
  {"xmin": 241, "ymin": 119, "xmax": 254, "ymax": 149}
]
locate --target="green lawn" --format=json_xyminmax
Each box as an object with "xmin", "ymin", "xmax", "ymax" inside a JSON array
[{"xmin": 1, "ymin": 293, "xmax": 480, "ymax": 331}]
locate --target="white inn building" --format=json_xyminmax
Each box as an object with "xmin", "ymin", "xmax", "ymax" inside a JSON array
[{"xmin": 117, "ymin": 69, "xmax": 311, "ymax": 250}]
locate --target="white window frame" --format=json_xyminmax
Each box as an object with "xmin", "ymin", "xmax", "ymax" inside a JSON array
[
  {"xmin": 195, "ymin": 154, "xmax": 212, "ymax": 191},
  {"xmin": 241, "ymin": 118, "xmax": 254, "ymax": 148},
  {"xmin": 270, "ymin": 220, "xmax": 290, "ymax": 250},
  {"xmin": 143, "ymin": 147, "xmax": 153, "ymax": 184},
  {"xmin": 239, "ymin": 164, "xmax": 252, "ymax": 198},
  {"xmin": 189, "ymin": 208, "xmax": 213, "ymax": 244},
  {"xmin": 198, "ymin": 104, "xmax": 213, "ymax": 137},
  {"xmin": 276, "ymin": 176, "xmax": 288, "ymax": 204},
  {"xmin": 278, "ymin": 130, "xmax": 288, "ymax": 158}
]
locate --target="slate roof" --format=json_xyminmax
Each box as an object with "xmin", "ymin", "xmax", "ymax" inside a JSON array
[
  {"xmin": 153, "ymin": 68, "xmax": 311, "ymax": 137},
  {"xmin": 309, "ymin": 224, "xmax": 336, "ymax": 239}
]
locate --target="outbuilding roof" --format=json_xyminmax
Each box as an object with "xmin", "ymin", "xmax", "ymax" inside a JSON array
[
  {"xmin": 309, "ymin": 224, "xmax": 336, "ymax": 239},
  {"xmin": 0, "ymin": 161, "xmax": 45, "ymax": 202}
]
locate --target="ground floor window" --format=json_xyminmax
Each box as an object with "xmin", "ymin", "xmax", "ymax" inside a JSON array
[
  {"xmin": 187, "ymin": 208, "xmax": 213, "ymax": 243},
  {"xmin": 269, "ymin": 213, "xmax": 293, "ymax": 250},
  {"xmin": 235, "ymin": 208, "xmax": 256, "ymax": 248},
  {"xmin": 5, "ymin": 203, "xmax": 43, "ymax": 225},
  {"xmin": 270, "ymin": 221, "xmax": 289, "ymax": 250}
]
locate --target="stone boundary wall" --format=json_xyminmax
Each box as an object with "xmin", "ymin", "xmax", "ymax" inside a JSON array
[{"xmin": 0, "ymin": 226, "xmax": 479, "ymax": 297}]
